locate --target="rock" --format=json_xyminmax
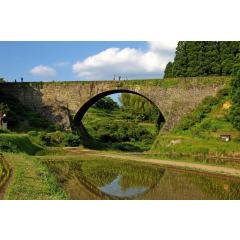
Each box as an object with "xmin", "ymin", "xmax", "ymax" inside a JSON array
[{"xmin": 167, "ymin": 139, "xmax": 182, "ymax": 147}]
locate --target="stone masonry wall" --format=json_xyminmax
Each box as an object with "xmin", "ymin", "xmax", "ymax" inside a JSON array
[{"xmin": 0, "ymin": 79, "xmax": 227, "ymax": 131}]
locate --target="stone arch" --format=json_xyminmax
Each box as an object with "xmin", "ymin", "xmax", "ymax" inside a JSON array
[{"xmin": 73, "ymin": 89, "xmax": 165, "ymax": 137}]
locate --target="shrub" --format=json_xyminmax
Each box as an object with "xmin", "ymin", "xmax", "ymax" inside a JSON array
[
  {"xmin": 199, "ymin": 119, "xmax": 218, "ymax": 132},
  {"xmin": 93, "ymin": 120, "xmax": 153, "ymax": 144},
  {"xmin": 28, "ymin": 131, "xmax": 38, "ymax": 136},
  {"xmin": 0, "ymin": 134, "xmax": 42, "ymax": 154},
  {"xmin": 40, "ymin": 131, "xmax": 82, "ymax": 147},
  {"xmin": 175, "ymin": 95, "xmax": 221, "ymax": 131},
  {"xmin": 234, "ymin": 135, "xmax": 240, "ymax": 142},
  {"xmin": 0, "ymin": 128, "xmax": 10, "ymax": 134},
  {"xmin": 40, "ymin": 131, "xmax": 65, "ymax": 146},
  {"xmin": 64, "ymin": 133, "xmax": 81, "ymax": 147}
]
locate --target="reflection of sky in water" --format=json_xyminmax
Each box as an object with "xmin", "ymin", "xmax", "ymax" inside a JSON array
[{"xmin": 99, "ymin": 175, "xmax": 148, "ymax": 197}]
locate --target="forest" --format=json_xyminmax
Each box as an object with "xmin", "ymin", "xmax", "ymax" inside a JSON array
[{"xmin": 164, "ymin": 41, "xmax": 240, "ymax": 78}]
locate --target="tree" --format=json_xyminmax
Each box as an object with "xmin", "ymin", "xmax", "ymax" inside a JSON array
[
  {"xmin": 229, "ymin": 66, "xmax": 240, "ymax": 130},
  {"xmin": 0, "ymin": 78, "xmax": 5, "ymax": 83},
  {"xmin": 164, "ymin": 62, "xmax": 174, "ymax": 78},
  {"xmin": 172, "ymin": 41, "xmax": 188, "ymax": 77},
  {"xmin": 93, "ymin": 97, "xmax": 119, "ymax": 111},
  {"xmin": 0, "ymin": 103, "xmax": 9, "ymax": 114},
  {"xmin": 119, "ymin": 93, "xmax": 159, "ymax": 122},
  {"xmin": 164, "ymin": 41, "xmax": 240, "ymax": 78}
]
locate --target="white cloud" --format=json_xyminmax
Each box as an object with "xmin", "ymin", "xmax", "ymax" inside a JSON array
[
  {"xmin": 72, "ymin": 41, "xmax": 177, "ymax": 79},
  {"xmin": 30, "ymin": 65, "xmax": 56, "ymax": 76},
  {"xmin": 148, "ymin": 41, "xmax": 178, "ymax": 52}
]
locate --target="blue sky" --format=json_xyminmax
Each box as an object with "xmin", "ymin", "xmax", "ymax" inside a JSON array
[{"xmin": 0, "ymin": 41, "xmax": 177, "ymax": 82}]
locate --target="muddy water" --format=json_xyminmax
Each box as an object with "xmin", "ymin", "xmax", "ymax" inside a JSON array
[{"xmin": 44, "ymin": 159, "xmax": 240, "ymax": 200}]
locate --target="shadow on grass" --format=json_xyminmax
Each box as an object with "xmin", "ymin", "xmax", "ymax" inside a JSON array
[{"xmin": 81, "ymin": 137, "xmax": 144, "ymax": 152}]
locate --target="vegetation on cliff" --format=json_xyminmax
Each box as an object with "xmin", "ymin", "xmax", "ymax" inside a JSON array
[{"xmin": 151, "ymin": 87, "xmax": 240, "ymax": 159}]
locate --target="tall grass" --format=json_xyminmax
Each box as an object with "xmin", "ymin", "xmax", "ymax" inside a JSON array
[
  {"xmin": 3, "ymin": 153, "xmax": 67, "ymax": 200},
  {"xmin": 0, "ymin": 154, "xmax": 11, "ymax": 190},
  {"xmin": 0, "ymin": 134, "xmax": 42, "ymax": 155}
]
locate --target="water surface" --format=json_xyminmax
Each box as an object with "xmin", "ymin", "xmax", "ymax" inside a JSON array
[
  {"xmin": 44, "ymin": 158, "xmax": 240, "ymax": 200},
  {"xmin": 100, "ymin": 175, "xmax": 149, "ymax": 197}
]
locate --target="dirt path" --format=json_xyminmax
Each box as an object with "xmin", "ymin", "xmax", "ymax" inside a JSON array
[
  {"xmin": 0, "ymin": 155, "xmax": 12, "ymax": 200},
  {"xmin": 66, "ymin": 148, "xmax": 240, "ymax": 178}
]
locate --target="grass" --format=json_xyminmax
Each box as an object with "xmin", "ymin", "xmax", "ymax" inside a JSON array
[
  {"xmin": 0, "ymin": 154, "xmax": 11, "ymax": 190},
  {"xmin": 2, "ymin": 76, "xmax": 230, "ymax": 88},
  {"xmin": 0, "ymin": 160, "xmax": 3, "ymax": 176},
  {"xmin": 0, "ymin": 133, "xmax": 42, "ymax": 155},
  {"xmin": 3, "ymin": 153, "xmax": 67, "ymax": 200},
  {"xmin": 151, "ymin": 134, "xmax": 240, "ymax": 156}
]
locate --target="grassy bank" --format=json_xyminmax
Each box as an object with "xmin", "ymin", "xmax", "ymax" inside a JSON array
[
  {"xmin": 0, "ymin": 154, "xmax": 11, "ymax": 192},
  {"xmin": 0, "ymin": 133, "xmax": 42, "ymax": 155},
  {"xmin": 3, "ymin": 153, "xmax": 67, "ymax": 200},
  {"xmin": 151, "ymin": 134, "xmax": 240, "ymax": 157}
]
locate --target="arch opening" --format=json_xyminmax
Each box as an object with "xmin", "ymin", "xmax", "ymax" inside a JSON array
[{"xmin": 73, "ymin": 89, "xmax": 165, "ymax": 151}]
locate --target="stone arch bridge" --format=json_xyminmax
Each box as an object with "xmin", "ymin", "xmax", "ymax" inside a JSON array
[{"xmin": 0, "ymin": 77, "xmax": 228, "ymax": 133}]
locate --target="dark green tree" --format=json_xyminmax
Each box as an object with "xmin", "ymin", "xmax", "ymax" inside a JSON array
[
  {"xmin": 172, "ymin": 41, "xmax": 188, "ymax": 77},
  {"xmin": 93, "ymin": 96, "xmax": 119, "ymax": 111},
  {"xmin": 164, "ymin": 62, "xmax": 174, "ymax": 78},
  {"xmin": 229, "ymin": 66, "xmax": 240, "ymax": 130},
  {"xmin": 120, "ymin": 93, "xmax": 159, "ymax": 122},
  {"xmin": 164, "ymin": 41, "xmax": 240, "ymax": 78}
]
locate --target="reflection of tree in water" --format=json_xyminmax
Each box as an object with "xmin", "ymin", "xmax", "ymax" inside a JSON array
[
  {"xmin": 119, "ymin": 167, "xmax": 164, "ymax": 191},
  {"xmin": 80, "ymin": 159, "xmax": 164, "ymax": 190}
]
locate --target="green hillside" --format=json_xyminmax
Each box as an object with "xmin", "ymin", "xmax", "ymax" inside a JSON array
[{"xmin": 151, "ymin": 87, "xmax": 240, "ymax": 158}]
